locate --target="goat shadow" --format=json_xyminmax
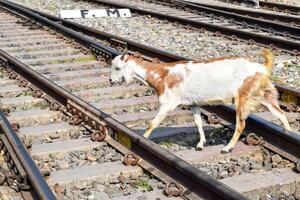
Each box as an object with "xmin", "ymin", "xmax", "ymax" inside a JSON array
[{"xmin": 135, "ymin": 125, "xmax": 234, "ymax": 149}]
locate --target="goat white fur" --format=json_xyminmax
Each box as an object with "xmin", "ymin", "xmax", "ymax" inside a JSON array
[{"xmin": 110, "ymin": 50, "xmax": 292, "ymax": 153}]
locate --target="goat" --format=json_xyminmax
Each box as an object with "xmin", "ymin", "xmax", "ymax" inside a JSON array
[{"xmin": 109, "ymin": 49, "xmax": 292, "ymax": 153}]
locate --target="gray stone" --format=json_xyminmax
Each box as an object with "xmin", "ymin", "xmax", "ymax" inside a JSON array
[
  {"xmin": 56, "ymin": 160, "xmax": 70, "ymax": 170},
  {"xmin": 105, "ymin": 185, "xmax": 123, "ymax": 198},
  {"xmin": 93, "ymin": 191, "xmax": 110, "ymax": 200},
  {"xmin": 271, "ymin": 155, "xmax": 283, "ymax": 164},
  {"xmin": 218, "ymin": 170, "xmax": 229, "ymax": 179}
]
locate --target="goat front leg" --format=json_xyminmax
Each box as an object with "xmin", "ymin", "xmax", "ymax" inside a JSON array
[
  {"xmin": 143, "ymin": 103, "xmax": 177, "ymax": 138},
  {"xmin": 191, "ymin": 106, "xmax": 206, "ymax": 151}
]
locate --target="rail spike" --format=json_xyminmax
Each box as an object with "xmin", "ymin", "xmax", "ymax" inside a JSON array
[
  {"xmin": 164, "ymin": 182, "xmax": 183, "ymax": 197},
  {"xmin": 208, "ymin": 113, "xmax": 221, "ymax": 124},
  {"xmin": 50, "ymin": 102, "xmax": 62, "ymax": 111},
  {"xmin": 123, "ymin": 153, "xmax": 139, "ymax": 166},
  {"xmin": 0, "ymin": 55, "xmax": 8, "ymax": 68},
  {"xmin": 33, "ymin": 89, "xmax": 44, "ymax": 98},
  {"xmin": 91, "ymin": 130, "xmax": 106, "ymax": 142},
  {"xmin": 69, "ymin": 115, "xmax": 82, "ymax": 125},
  {"xmin": 296, "ymin": 161, "xmax": 300, "ymax": 173},
  {"xmin": 246, "ymin": 133, "xmax": 264, "ymax": 146}
]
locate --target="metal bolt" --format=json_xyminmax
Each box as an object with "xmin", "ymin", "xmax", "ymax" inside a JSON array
[
  {"xmin": 246, "ymin": 133, "xmax": 264, "ymax": 146},
  {"xmin": 123, "ymin": 154, "xmax": 139, "ymax": 166},
  {"xmin": 69, "ymin": 115, "xmax": 82, "ymax": 125},
  {"xmin": 208, "ymin": 114, "xmax": 220, "ymax": 124},
  {"xmin": 50, "ymin": 102, "xmax": 61, "ymax": 111},
  {"xmin": 296, "ymin": 161, "xmax": 300, "ymax": 173},
  {"xmin": 164, "ymin": 182, "xmax": 182, "ymax": 197},
  {"xmin": 33, "ymin": 90, "xmax": 44, "ymax": 98},
  {"xmin": 8, "ymin": 72, "xmax": 18, "ymax": 79},
  {"xmin": 12, "ymin": 123, "xmax": 20, "ymax": 132},
  {"xmin": 91, "ymin": 131, "xmax": 106, "ymax": 142},
  {"xmin": 18, "ymin": 79, "xmax": 29, "ymax": 87}
]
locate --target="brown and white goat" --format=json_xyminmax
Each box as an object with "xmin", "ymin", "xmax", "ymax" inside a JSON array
[{"xmin": 109, "ymin": 49, "xmax": 292, "ymax": 153}]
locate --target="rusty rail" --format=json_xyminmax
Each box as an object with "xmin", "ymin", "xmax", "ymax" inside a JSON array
[
  {"xmin": 182, "ymin": 0, "xmax": 300, "ymax": 25},
  {"xmin": 0, "ymin": 111, "xmax": 56, "ymax": 200}
]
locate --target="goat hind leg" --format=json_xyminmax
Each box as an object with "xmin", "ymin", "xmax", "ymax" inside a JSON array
[
  {"xmin": 222, "ymin": 116, "xmax": 246, "ymax": 153},
  {"xmin": 222, "ymin": 97, "xmax": 247, "ymax": 153},
  {"xmin": 191, "ymin": 106, "xmax": 206, "ymax": 151},
  {"xmin": 261, "ymin": 98, "xmax": 292, "ymax": 132}
]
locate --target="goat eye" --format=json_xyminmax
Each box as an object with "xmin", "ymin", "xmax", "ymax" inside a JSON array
[{"xmin": 115, "ymin": 67, "xmax": 121, "ymax": 71}]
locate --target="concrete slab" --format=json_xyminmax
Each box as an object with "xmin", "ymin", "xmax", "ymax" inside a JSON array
[
  {"xmin": 0, "ymin": 96, "xmax": 46, "ymax": 110},
  {"xmin": 11, "ymin": 47, "xmax": 79, "ymax": 59},
  {"xmin": 172, "ymin": 141, "xmax": 258, "ymax": 163},
  {"xmin": 0, "ymin": 85, "xmax": 26, "ymax": 98},
  {"xmin": 44, "ymin": 68, "xmax": 110, "ymax": 81},
  {"xmin": 32, "ymin": 60, "xmax": 104, "ymax": 74},
  {"xmin": 0, "ymin": 37, "xmax": 61, "ymax": 48},
  {"xmin": 0, "ymin": 78, "xmax": 18, "ymax": 87},
  {"xmin": 221, "ymin": 168, "xmax": 300, "ymax": 200},
  {"xmin": 19, "ymin": 122, "xmax": 81, "ymax": 140},
  {"xmin": 22, "ymin": 54, "xmax": 95, "ymax": 66},
  {"xmin": 48, "ymin": 161, "xmax": 143, "ymax": 186},
  {"xmin": 7, "ymin": 109, "xmax": 63, "ymax": 126},
  {"xmin": 75, "ymin": 85, "xmax": 150, "ymax": 102},
  {"xmin": 254, "ymin": 112, "xmax": 299, "ymax": 123},
  {"xmin": 111, "ymin": 190, "xmax": 180, "ymax": 200},
  {"xmin": 57, "ymin": 77, "xmax": 108, "ymax": 91},
  {"xmin": 31, "ymin": 138, "xmax": 102, "ymax": 157}
]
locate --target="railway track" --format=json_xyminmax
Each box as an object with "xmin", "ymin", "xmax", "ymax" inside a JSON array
[
  {"xmin": 222, "ymin": 0, "xmax": 300, "ymax": 15},
  {"xmin": 72, "ymin": 0, "xmax": 300, "ymax": 53},
  {"xmin": 182, "ymin": 0, "xmax": 300, "ymax": 26},
  {"xmin": 0, "ymin": 0, "xmax": 299, "ymax": 200}
]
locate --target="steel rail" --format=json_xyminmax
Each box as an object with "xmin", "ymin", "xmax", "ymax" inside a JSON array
[
  {"xmin": 181, "ymin": 0, "xmax": 300, "ymax": 25},
  {"xmin": 0, "ymin": 111, "xmax": 56, "ymax": 200},
  {"xmin": 159, "ymin": 0, "xmax": 300, "ymax": 39},
  {"xmin": 8, "ymin": 0, "xmax": 299, "ymax": 108},
  {"xmin": 229, "ymin": 0, "xmax": 300, "ymax": 15},
  {"xmin": 83, "ymin": 0, "xmax": 300, "ymax": 53}
]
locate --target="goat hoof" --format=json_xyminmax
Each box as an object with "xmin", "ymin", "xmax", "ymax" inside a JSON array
[
  {"xmin": 221, "ymin": 148, "xmax": 233, "ymax": 154},
  {"xmin": 196, "ymin": 146, "xmax": 203, "ymax": 151}
]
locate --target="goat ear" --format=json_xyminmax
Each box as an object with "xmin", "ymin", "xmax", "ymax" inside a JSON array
[{"xmin": 120, "ymin": 49, "xmax": 128, "ymax": 61}]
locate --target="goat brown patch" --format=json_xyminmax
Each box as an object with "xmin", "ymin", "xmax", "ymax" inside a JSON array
[
  {"xmin": 237, "ymin": 72, "xmax": 263, "ymax": 119},
  {"xmin": 165, "ymin": 74, "xmax": 183, "ymax": 89},
  {"xmin": 146, "ymin": 72, "xmax": 166, "ymax": 96},
  {"xmin": 126, "ymin": 56, "xmax": 185, "ymax": 96}
]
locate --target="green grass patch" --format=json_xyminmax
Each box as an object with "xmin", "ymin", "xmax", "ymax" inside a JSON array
[
  {"xmin": 134, "ymin": 179, "xmax": 153, "ymax": 192},
  {"xmin": 159, "ymin": 141, "xmax": 175, "ymax": 148},
  {"xmin": 16, "ymin": 90, "xmax": 33, "ymax": 97},
  {"xmin": 270, "ymin": 75, "xmax": 281, "ymax": 82},
  {"xmin": 49, "ymin": 55, "xmax": 96, "ymax": 65}
]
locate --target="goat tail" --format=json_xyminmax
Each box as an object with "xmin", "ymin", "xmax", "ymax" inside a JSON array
[{"xmin": 261, "ymin": 49, "xmax": 273, "ymax": 76}]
